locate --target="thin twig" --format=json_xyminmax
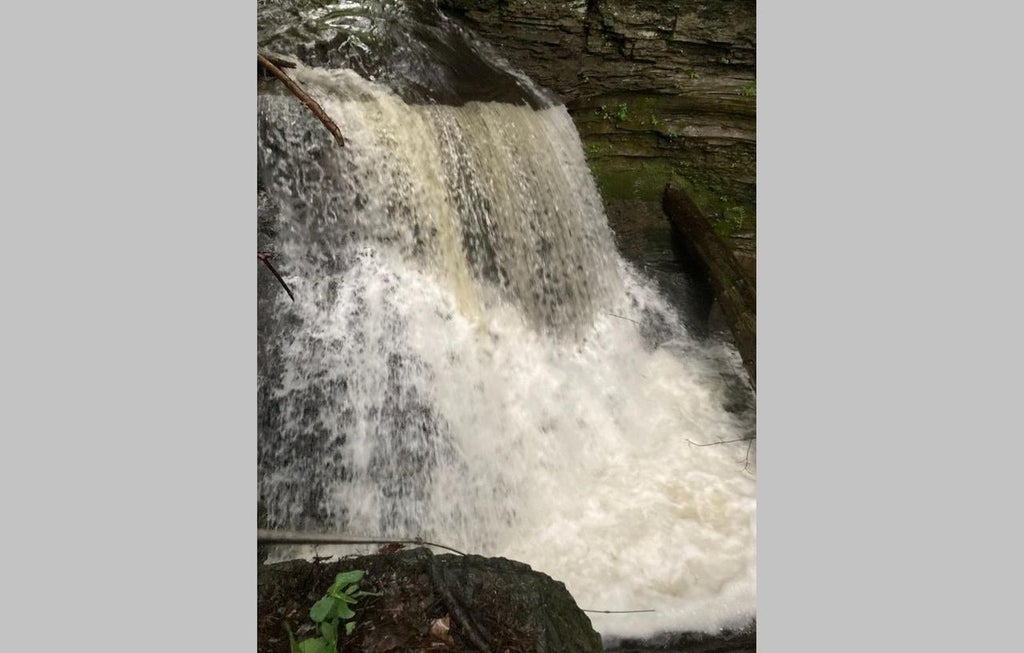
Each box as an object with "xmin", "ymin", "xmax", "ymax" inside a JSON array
[
  {"xmin": 581, "ymin": 608, "xmax": 656, "ymax": 614},
  {"xmin": 257, "ymin": 529, "xmax": 467, "ymax": 556},
  {"xmin": 605, "ymin": 311, "xmax": 643, "ymax": 326},
  {"xmin": 257, "ymin": 52, "xmax": 346, "ymax": 147},
  {"xmin": 257, "ymin": 252, "xmax": 295, "ymax": 302},
  {"xmin": 686, "ymin": 436, "xmax": 755, "ymax": 447},
  {"xmin": 687, "ymin": 436, "xmax": 757, "ymax": 474}
]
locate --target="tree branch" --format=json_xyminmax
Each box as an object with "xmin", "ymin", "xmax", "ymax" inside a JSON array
[
  {"xmin": 256, "ymin": 529, "xmax": 467, "ymax": 556},
  {"xmin": 686, "ymin": 436, "xmax": 755, "ymax": 447},
  {"xmin": 257, "ymin": 252, "xmax": 295, "ymax": 302},
  {"xmin": 257, "ymin": 52, "xmax": 346, "ymax": 147}
]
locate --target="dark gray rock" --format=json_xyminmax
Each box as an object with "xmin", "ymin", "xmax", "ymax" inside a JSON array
[
  {"xmin": 437, "ymin": 0, "xmax": 756, "ymax": 215},
  {"xmin": 257, "ymin": 547, "xmax": 603, "ymax": 652}
]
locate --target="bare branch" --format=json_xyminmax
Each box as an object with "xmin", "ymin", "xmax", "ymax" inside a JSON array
[
  {"xmin": 258, "ymin": 50, "xmax": 296, "ymax": 69},
  {"xmin": 686, "ymin": 436, "xmax": 755, "ymax": 447},
  {"xmin": 604, "ymin": 311, "xmax": 643, "ymax": 326},
  {"xmin": 257, "ymin": 252, "xmax": 295, "ymax": 302},
  {"xmin": 258, "ymin": 52, "xmax": 346, "ymax": 147},
  {"xmin": 687, "ymin": 436, "xmax": 757, "ymax": 474},
  {"xmin": 257, "ymin": 529, "xmax": 467, "ymax": 556}
]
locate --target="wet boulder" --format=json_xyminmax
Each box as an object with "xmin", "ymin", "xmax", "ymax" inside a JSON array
[{"xmin": 258, "ymin": 547, "xmax": 603, "ymax": 652}]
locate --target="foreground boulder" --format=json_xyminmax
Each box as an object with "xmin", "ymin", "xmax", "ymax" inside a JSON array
[{"xmin": 258, "ymin": 547, "xmax": 603, "ymax": 652}]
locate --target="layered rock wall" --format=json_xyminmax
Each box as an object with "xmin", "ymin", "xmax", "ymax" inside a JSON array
[{"xmin": 440, "ymin": 0, "xmax": 756, "ymax": 277}]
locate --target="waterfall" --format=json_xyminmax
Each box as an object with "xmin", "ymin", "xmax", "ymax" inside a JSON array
[{"xmin": 258, "ymin": 64, "xmax": 755, "ymax": 639}]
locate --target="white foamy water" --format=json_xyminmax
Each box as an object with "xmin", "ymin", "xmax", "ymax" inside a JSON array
[{"xmin": 258, "ymin": 67, "xmax": 755, "ymax": 639}]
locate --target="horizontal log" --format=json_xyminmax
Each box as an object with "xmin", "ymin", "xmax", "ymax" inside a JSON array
[{"xmin": 663, "ymin": 184, "xmax": 755, "ymax": 386}]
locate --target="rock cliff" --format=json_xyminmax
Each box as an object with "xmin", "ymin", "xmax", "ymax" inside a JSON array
[{"xmin": 440, "ymin": 0, "xmax": 756, "ymax": 374}]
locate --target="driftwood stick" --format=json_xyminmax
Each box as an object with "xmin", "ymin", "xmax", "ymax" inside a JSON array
[
  {"xmin": 257, "ymin": 252, "xmax": 295, "ymax": 302},
  {"xmin": 257, "ymin": 52, "xmax": 346, "ymax": 147},
  {"xmin": 258, "ymin": 50, "xmax": 296, "ymax": 69},
  {"xmin": 580, "ymin": 608, "xmax": 656, "ymax": 614},
  {"xmin": 256, "ymin": 529, "xmax": 467, "ymax": 556}
]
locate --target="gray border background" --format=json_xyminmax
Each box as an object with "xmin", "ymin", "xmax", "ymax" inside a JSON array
[
  {"xmin": 2, "ymin": 0, "xmax": 254, "ymax": 650},
  {"xmin": 758, "ymin": 1, "xmax": 1022, "ymax": 651},
  {"xmin": 2, "ymin": 1, "xmax": 1021, "ymax": 651}
]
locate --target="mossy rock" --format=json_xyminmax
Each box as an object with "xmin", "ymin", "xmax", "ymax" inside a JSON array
[{"xmin": 258, "ymin": 548, "xmax": 603, "ymax": 653}]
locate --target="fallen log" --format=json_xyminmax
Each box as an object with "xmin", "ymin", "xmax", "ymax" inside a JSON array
[{"xmin": 663, "ymin": 184, "xmax": 756, "ymax": 386}]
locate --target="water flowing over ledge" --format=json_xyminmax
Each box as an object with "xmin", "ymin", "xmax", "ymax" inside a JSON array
[{"xmin": 258, "ymin": 53, "xmax": 755, "ymax": 642}]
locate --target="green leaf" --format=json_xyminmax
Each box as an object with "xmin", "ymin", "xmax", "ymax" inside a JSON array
[
  {"xmin": 345, "ymin": 621, "xmax": 356, "ymax": 636},
  {"xmin": 297, "ymin": 638, "xmax": 330, "ymax": 653},
  {"xmin": 334, "ymin": 592, "xmax": 357, "ymax": 604},
  {"xmin": 309, "ymin": 595, "xmax": 337, "ymax": 623},
  {"xmin": 332, "ymin": 570, "xmax": 365, "ymax": 587},
  {"xmin": 320, "ymin": 621, "xmax": 338, "ymax": 647},
  {"xmin": 328, "ymin": 571, "xmax": 364, "ymax": 597},
  {"xmin": 317, "ymin": 622, "xmax": 337, "ymax": 650},
  {"xmin": 337, "ymin": 602, "xmax": 355, "ymax": 620},
  {"xmin": 353, "ymin": 590, "xmax": 381, "ymax": 598}
]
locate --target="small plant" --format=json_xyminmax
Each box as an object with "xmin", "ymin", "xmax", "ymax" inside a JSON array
[
  {"xmin": 741, "ymin": 83, "xmax": 756, "ymax": 97},
  {"xmin": 596, "ymin": 103, "xmax": 629, "ymax": 123},
  {"xmin": 286, "ymin": 570, "xmax": 380, "ymax": 653},
  {"xmin": 688, "ymin": 70, "xmax": 700, "ymax": 79}
]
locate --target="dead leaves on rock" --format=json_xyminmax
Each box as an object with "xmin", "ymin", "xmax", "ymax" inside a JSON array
[{"xmin": 429, "ymin": 615, "xmax": 454, "ymax": 647}]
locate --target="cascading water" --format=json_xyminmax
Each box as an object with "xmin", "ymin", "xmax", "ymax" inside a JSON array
[{"xmin": 258, "ymin": 0, "xmax": 755, "ymax": 641}]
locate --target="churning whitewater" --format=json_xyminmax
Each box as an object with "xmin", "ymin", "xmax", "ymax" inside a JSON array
[{"xmin": 258, "ymin": 66, "xmax": 755, "ymax": 639}]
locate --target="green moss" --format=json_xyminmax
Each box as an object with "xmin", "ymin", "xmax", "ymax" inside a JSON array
[
  {"xmin": 582, "ymin": 140, "xmax": 614, "ymax": 157},
  {"xmin": 675, "ymin": 174, "xmax": 756, "ymax": 234},
  {"xmin": 587, "ymin": 157, "xmax": 676, "ymax": 202},
  {"xmin": 626, "ymin": 95, "xmax": 661, "ymax": 117},
  {"xmin": 712, "ymin": 207, "xmax": 748, "ymax": 237}
]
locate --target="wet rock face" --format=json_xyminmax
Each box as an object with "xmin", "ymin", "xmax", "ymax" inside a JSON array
[
  {"xmin": 438, "ymin": 0, "xmax": 756, "ymax": 257},
  {"xmin": 437, "ymin": 1, "xmax": 756, "ymax": 372},
  {"xmin": 258, "ymin": 548, "xmax": 603, "ymax": 652},
  {"xmin": 258, "ymin": 0, "xmax": 549, "ymax": 106}
]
